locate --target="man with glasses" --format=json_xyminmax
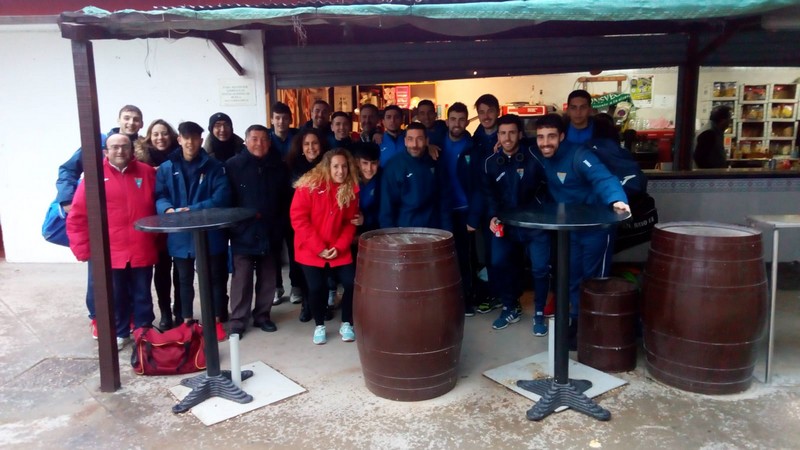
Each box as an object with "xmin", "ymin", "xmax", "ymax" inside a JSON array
[{"xmin": 66, "ymin": 133, "xmax": 159, "ymax": 350}]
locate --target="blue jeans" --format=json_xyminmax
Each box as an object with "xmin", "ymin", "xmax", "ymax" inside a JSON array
[
  {"xmin": 86, "ymin": 261, "xmax": 95, "ymax": 319},
  {"xmin": 111, "ymin": 264, "xmax": 155, "ymax": 338},
  {"xmin": 569, "ymin": 228, "xmax": 615, "ymax": 319},
  {"xmin": 490, "ymin": 226, "xmax": 551, "ymax": 312}
]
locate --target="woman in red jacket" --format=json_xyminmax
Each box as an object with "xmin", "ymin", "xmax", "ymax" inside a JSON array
[{"xmin": 290, "ymin": 148, "xmax": 360, "ymax": 345}]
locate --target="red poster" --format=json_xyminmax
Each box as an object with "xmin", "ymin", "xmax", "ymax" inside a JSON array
[{"xmin": 395, "ymin": 85, "xmax": 411, "ymax": 109}]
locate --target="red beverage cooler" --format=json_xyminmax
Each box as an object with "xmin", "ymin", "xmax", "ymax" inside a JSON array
[
  {"xmin": 635, "ymin": 129, "xmax": 675, "ymax": 163},
  {"xmin": 501, "ymin": 104, "xmax": 547, "ymax": 137}
]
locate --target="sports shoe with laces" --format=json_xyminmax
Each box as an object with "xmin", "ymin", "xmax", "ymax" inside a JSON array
[
  {"xmin": 476, "ymin": 297, "xmax": 502, "ymax": 314},
  {"xmin": 492, "ymin": 307, "xmax": 521, "ymax": 330},
  {"xmin": 216, "ymin": 322, "xmax": 227, "ymax": 342},
  {"xmin": 289, "ymin": 286, "xmax": 303, "ymax": 304},
  {"xmin": 339, "ymin": 322, "xmax": 355, "ymax": 342},
  {"xmin": 313, "ymin": 325, "xmax": 327, "ymax": 345},
  {"xmin": 464, "ymin": 304, "xmax": 476, "ymax": 317},
  {"xmin": 533, "ymin": 312, "xmax": 548, "ymax": 336},
  {"xmin": 116, "ymin": 336, "xmax": 130, "ymax": 350},
  {"xmin": 91, "ymin": 319, "xmax": 98, "ymax": 340},
  {"xmin": 273, "ymin": 287, "xmax": 285, "ymax": 305}
]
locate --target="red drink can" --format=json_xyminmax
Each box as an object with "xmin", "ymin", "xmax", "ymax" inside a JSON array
[{"xmin": 495, "ymin": 223, "xmax": 504, "ymax": 238}]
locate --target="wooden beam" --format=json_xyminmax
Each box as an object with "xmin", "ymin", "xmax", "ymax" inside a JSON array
[
  {"xmin": 212, "ymin": 40, "xmax": 246, "ymax": 76},
  {"xmin": 70, "ymin": 39, "xmax": 121, "ymax": 392},
  {"xmin": 674, "ymin": 32, "xmax": 701, "ymax": 170}
]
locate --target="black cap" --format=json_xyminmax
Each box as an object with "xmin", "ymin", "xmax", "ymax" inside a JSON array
[
  {"xmin": 178, "ymin": 121, "xmax": 204, "ymax": 137},
  {"xmin": 208, "ymin": 112, "xmax": 233, "ymax": 132}
]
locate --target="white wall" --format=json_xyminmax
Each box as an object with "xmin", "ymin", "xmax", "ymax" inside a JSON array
[{"xmin": 0, "ymin": 25, "xmax": 266, "ymax": 262}]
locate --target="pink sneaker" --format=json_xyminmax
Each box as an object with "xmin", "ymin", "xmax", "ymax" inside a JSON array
[
  {"xmin": 91, "ymin": 319, "xmax": 98, "ymax": 340},
  {"xmin": 216, "ymin": 322, "xmax": 227, "ymax": 342}
]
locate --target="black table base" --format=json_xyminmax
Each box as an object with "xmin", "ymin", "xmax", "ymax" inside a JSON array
[
  {"xmin": 172, "ymin": 370, "xmax": 254, "ymax": 414},
  {"xmin": 517, "ymin": 378, "xmax": 610, "ymax": 421}
]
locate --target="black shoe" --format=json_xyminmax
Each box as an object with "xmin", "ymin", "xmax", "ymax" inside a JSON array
[
  {"xmin": 324, "ymin": 305, "xmax": 334, "ymax": 321},
  {"xmin": 158, "ymin": 315, "xmax": 174, "ymax": 331},
  {"xmin": 229, "ymin": 327, "xmax": 245, "ymax": 339},
  {"xmin": 464, "ymin": 304, "xmax": 476, "ymax": 317},
  {"xmin": 256, "ymin": 319, "xmax": 277, "ymax": 332},
  {"xmin": 299, "ymin": 309, "xmax": 312, "ymax": 323}
]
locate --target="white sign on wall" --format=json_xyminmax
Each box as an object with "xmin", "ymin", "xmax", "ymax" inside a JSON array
[{"xmin": 219, "ymin": 78, "xmax": 256, "ymax": 106}]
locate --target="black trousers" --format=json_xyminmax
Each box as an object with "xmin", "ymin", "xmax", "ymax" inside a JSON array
[
  {"xmin": 174, "ymin": 254, "xmax": 229, "ymax": 321},
  {"xmin": 301, "ymin": 262, "xmax": 355, "ymax": 326}
]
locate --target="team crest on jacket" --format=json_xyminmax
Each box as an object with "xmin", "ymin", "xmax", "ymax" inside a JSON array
[
  {"xmin": 135, "ymin": 177, "xmax": 143, "ymax": 188},
  {"xmin": 430, "ymin": 167, "xmax": 435, "ymax": 174},
  {"xmin": 557, "ymin": 172, "xmax": 567, "ymax": 183},
  {"xmin": 517, "ymin": 168, "xmax": 524, "ymax": 179}
]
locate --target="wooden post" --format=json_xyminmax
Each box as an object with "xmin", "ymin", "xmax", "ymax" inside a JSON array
[
  {"xmin": 71, "ymin": 39, "xmax": 120, "ymax": 392},
  {"xmin": 675, "ymin": 32, "xmax": 700, "ymax": 170}
]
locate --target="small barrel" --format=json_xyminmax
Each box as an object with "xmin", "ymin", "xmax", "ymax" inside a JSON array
[
  {"xmin": 354, "ymin": 228, "xmax": 464, "ymax": 401},
  {"xmin": 642, "ymin": 222, "xmax": 768, "ymax": 394},
  {"xmin": 578, "ymin": 277, "xmax": 638, "ymax": 373}
]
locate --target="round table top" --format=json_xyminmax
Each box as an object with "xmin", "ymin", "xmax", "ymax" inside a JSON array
[
  {"xmin": 134, "ymin": 207, "xmax": 257, "ymax": 233},
  {"xmin": 499, "ymin": 203, "xmax": 631, "ymax": 231}
]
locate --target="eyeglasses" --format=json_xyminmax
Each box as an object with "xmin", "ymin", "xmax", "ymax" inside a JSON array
[{"xmin": 107, "ymin": 144, "xmax": 131, "ymax": 152}]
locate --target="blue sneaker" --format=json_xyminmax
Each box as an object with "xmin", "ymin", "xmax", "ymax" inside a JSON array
[
  {"xmin": 339, "ymin": 322, "xmax": 355, "ymax": 342},
  {"xmin": 533, "ymin": 313, "xmax": 548, "ymax": 336},
  {"xmin": 492, "ymin": 307, "xmax": 521, "ymax": 330}
]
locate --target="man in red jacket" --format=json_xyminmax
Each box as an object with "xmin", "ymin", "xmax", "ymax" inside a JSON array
[{"xmin": 66, "ymin": 133, "xmax": 160, "ymax": 350}]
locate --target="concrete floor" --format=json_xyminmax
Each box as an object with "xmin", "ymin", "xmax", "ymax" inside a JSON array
[{"xmin": 1, "ymin": 261, "xmax": 799, "ymax": 449}]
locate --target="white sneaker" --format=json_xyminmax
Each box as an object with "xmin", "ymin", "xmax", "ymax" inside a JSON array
[
  {"xmin": 116, "ymin": 336, "xmax": 131, "ymax": 350},
  {"xmin": 339, "ymin": 322, "xmax": 355, "ymax": 342},
  {"xmin": 313, "ymin": 325, "xmax": 327, "ymax": 345},
  {"xmin": 289, "ymin": 286, "xmax": 303, "ymax": 304},
  {"xmin": 273, "ymin": 287, "xmax": 285, "ymax": 305}
]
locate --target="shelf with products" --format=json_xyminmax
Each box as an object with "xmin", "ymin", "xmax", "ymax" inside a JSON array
[
  {"xmin": 768, "ymin": 101, "xmax": 797, "ymax": 121},
  {"xmin": 740, "ymin": 84, "xmax": 769, "ymax": 102},
  {"xmin": 739, "ymin": 121, "xmax": 766, "ymax": 139},
  {"xmin": 736, "ymin": 138, "xmax": 769, "ymax": 159},
  {"xmin": 770, "ymin": 83, "xmax": 798, "ymax": 101},
  {"xmin": 702, "ymin": 81, "xmax": 738, "ymax": 101},
  {"xmin": 740, "ymin": 103, "xmax": 766, "ymax": 121},
  {"xmin": 769, "ymin": 121, "xmax": 796, "ymax": 139}
]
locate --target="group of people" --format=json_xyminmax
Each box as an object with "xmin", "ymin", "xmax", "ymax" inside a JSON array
[{"xmin": 59, "ymin": 88, "xmax": 645, "ymax": 351}]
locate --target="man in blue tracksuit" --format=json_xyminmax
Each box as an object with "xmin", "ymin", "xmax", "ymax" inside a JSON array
[
  {"xmin": 441, "ymin": 103, "xmax": 476, "ymax": 316},
  {"xmin": 467, "ymin": 94, "xmax": 502, "ymax": 314},
  {"xmin": 378, "ymin": 105, "xmax": 406, "ymax": 166},
  {"xmin": 482, "ymin": 114, "xmax": 551, "ymax": 334},
  {"xmin": 565, "ymin": 89, "xmax": 595, "ymax": 145},
  {"xmin": 156, "ymin": 121, "xmax": 232, "ymax": 341},
  {"xmin": 417, "ymin": 99, "xmax": 448, "ymax": 148},
  {"xmin": 532, "ymin": 113, "xmax": 630, "ymax": 349},
  {"xmin": 380, "ymin": 122, "xmax": 452, "ymax": 231}
]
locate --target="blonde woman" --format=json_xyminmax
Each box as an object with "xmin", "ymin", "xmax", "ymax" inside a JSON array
[{"xmin": 290, "ymin": 148, "xmax": 360, "ymax": 345}]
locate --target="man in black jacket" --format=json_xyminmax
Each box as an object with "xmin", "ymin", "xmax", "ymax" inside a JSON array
[{"xmin": 225, "ymin": 125, "xmax": 290, "ymax": 337}]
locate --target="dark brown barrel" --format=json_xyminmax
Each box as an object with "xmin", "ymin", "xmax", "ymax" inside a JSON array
[
  {"xmin": 354, "ymin": 228, "xmax": 464, "ymax": 401},
  {"xmin": 642, "ymin": 222, "xmax": 768, "ymax": 394},
  {"xmin": 578, "ymin": 277, "xmax": 638, "ymax": 373}
]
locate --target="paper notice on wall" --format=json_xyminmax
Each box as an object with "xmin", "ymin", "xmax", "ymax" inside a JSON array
[
  {"xmin": 630, "ymin": 75, "xmax": 654, "ymax": 108},
  {"xmin": 220, "ymin": 78, "xmax": 256, "ymax": 107},
  {"xmin": 654, "ymin": 94, "xmax": 676, "ymax": 109}
]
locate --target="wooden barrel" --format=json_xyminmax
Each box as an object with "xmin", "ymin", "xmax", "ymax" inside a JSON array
[
  {"xmin": 578, "ymin": 277, "xmax": 638, "ymax": 373},
  {"xmin": 354, "ymin": 228, "xmax": 464, "ymax": 401},
  {"xmin": 642, "ymin": 222, "xmax": 768, "ymax": 394}
]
